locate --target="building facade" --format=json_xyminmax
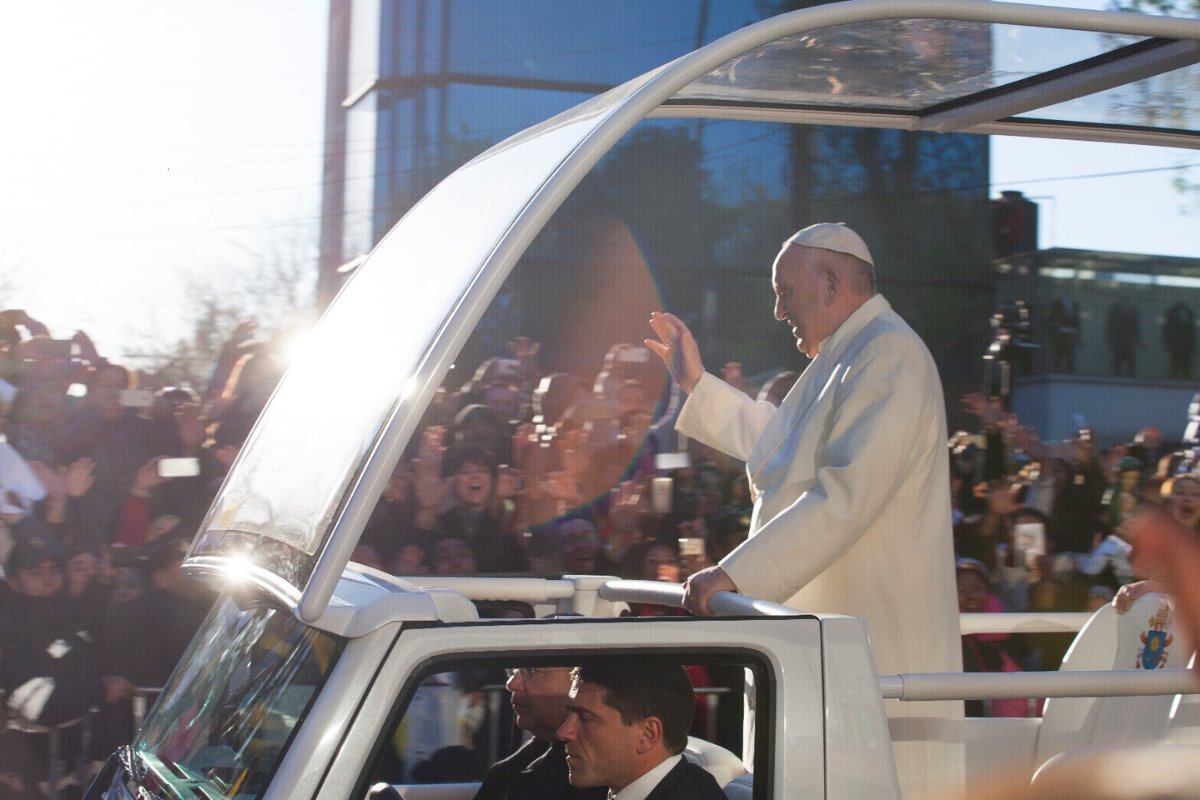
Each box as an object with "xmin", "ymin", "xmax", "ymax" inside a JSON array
[{"xmin": 319, "ymin": 0, "xmax": 994, "ymax": 405}]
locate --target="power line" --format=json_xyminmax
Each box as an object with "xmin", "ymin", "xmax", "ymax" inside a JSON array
[
  {"xmin": 992, "ymin": 161, "xmax": 1198, "ymax": 187},
  {"xmin": 5, "ymin": 120, "xmax": 1197, "ymax": 242},
  {"xmin": 0, "ymin": 207, "xmax": 372, "ymax": 247}
]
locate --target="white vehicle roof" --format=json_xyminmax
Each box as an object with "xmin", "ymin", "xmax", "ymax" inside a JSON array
[{"xmin": 183, "ymin": 0, "xmax": 1200, "ymax": 623}]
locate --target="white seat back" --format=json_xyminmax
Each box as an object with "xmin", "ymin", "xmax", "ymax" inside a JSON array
[
  {"xmin": 1035, "ymin": 592, "xmax": 1193, "ymax": 767},
  {"xmin": 682, "ymin": 735, "xmax": 749, "ymax": 788}
]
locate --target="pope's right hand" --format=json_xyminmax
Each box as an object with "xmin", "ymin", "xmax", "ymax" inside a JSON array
[{"xmin": 645, "ymin": 311, "xmax": 705, "ymax": 393}]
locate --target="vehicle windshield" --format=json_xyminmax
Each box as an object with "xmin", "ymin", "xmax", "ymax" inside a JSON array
[{"xmin": 130, "ymin": 596, "xmax": 343, "ymax": 799}]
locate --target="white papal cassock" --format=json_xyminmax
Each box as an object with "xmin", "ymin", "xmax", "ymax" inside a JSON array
[{"xmin": 677, "ymin": 294, "xmax": 964, "ymax": 799}]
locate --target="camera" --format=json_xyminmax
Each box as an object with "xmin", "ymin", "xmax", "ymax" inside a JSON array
[{"xmin": 119, "ymin": 389, "xmax": 155, "ymax": 408}]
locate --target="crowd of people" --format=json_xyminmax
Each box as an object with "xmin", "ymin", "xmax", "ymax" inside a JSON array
[
  {"xmin": 0, "ymin": 311, "xmax": 276, "ymax": 798},
  {"xmin": 349, "ymin": 336, "xmax": 757, "ymax": 590},
  {"xmin": 952, "ymin": 392, "xmax": 1199, "ymax": 716},
  {"xmin": 0, "ymin": 293, "xmax": 1195, "ymax": 795}
]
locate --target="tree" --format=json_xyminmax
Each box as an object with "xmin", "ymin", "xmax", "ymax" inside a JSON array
[
  {"xmin": 127, "ymin": 232, "xmax": 318, "ymax": 393},
  {"xmin": 1108, "ymin": 0, "xmax": 1200, "ymax": 210}
]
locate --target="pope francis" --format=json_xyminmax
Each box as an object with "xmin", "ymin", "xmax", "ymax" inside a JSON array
[{"xmin": 645, "ymin": 222, "xmax": 962, "ymax": 799}]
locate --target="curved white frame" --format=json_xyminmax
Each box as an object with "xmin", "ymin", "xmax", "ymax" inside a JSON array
[{"xmin": 187, "ymin": 0, "xmax": 1200, "ymax": 623}]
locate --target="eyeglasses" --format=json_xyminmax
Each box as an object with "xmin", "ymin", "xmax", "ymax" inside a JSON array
[{"xmin": 505, "ymin": 667, "xmax": 571, "ymax": 681}]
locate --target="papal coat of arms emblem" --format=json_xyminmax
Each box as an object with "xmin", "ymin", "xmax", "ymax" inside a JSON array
[{"xmin": 1137, "ymin": 601, "xmax": 1174, "ymax": 670}]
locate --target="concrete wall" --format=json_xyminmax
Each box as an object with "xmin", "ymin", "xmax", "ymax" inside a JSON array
[{"xmin": 1011, "ymin": 374, "xmax": 1199, "ymax": 447}]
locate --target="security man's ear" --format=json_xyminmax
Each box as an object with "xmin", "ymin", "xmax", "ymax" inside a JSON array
[{"xmin": 636, "ymin": 716, "xmax": 665, "ymax": 755}]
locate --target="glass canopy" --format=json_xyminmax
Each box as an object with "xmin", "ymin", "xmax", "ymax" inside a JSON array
[
  {"xmin": 663, "ymin": 13, "xmax": 1200, "ymax": 148},
  {"xmin": 185, "ymin": 0, "xmax": 1200, "ymax": 622}
]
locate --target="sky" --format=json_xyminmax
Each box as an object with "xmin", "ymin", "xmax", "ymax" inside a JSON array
[
  {"xmin": 0, "ymin": 0, "xmax": 1196, "ymax": 362},
  {"xmin": 0, "ymin": 1, "xmax": 329, "ymax": 363}
]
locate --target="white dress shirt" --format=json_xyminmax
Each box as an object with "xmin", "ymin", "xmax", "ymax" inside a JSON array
[{"xmin": 609, "ymin": 754, "xmax": 682, "ymax": 800}]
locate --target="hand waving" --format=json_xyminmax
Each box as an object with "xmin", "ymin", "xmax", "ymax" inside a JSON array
[{"xmin": 645, "ymin": 311, "xmax": 705, "ymax": 393}]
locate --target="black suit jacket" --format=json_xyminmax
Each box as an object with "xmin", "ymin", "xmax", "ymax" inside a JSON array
[
  {"xmin": 472, "ymin": 738, "xmax": 607, "ymax": 800},
  {"xmin": 643, "ymin": 758, "xmax": 728, "ymax": 800}
]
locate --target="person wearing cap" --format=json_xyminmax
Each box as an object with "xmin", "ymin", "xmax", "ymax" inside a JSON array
[
  {"xmin": 646, "ymin": 222, "xmax": 961, "ymax": 798},
  {"xmin": 103, "ymin": 533, "xmax": 212, "ymax": 692},
  {"xmin": 956, "ymin": 558, "xmax": 1030, "ymax": 718},
  {"xmin": 412, "ymin": 435, "xmax": 528, "ymax": 575},
  {"xmin": 0, "ymin": 522, "xmax": 102, "ymax": 784},
  {"xmin": 93, "ymin": 531, "xmax": 213, "ymax": 755}
]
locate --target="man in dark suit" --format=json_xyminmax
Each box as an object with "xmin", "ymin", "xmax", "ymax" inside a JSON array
[
  {"xmin": 1163, "ymin": 301, "xmax": 1196, "ymax": 379},
  {"xmin": 557, "ymin": 663, "xmax": 726, "ymax": 800},
  {"xmin": 1048, "ymin": 296, "xmax": 1081, "ymax": 373},
  {"xmin": 1107, "ymin": 300, "xmax": 1141, "ymax": 377},
  {"xmin": 472, "ymin": 665, "xmax": 606, "ymax": 800}
]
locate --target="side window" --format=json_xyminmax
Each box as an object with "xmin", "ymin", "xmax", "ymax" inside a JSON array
[
  {"xmin": 370, "ymin": 667, "xmax": 513, "ymax": 785},
  {"xmin": 362, "ymin": 654, "xmax": 756, "ymax": 796}
]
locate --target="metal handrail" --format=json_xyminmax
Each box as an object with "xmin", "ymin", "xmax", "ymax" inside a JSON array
[
  {"xmin": 600, "ymin": 580, "xmax": 1097, "ymax": 633},
  {"xmin": 881, "ymin": 668, "xmax": 1198, "ymax": 700},
  {"xmin": 959, "ymin": 612, "xmax": 1093, "ymax": 634},
  {"xmin": 598, "ymin": 580, "xmax": 799, "ymax": 616}
]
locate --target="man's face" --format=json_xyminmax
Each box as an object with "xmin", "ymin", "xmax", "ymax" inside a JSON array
[
  {"xmin": 772, "ymin": 245, "xmax": 829, "ymax": 358},
  {"xmin": 454, "ymin": 462, "xmax": 493, "ymax": 510},
  {"xmin": 1170, "ymin": 477, "xmax": 1200, "ymax": 526},
  {"xmin": 558, "ymin": 519, "xmax": 599, "ymax": 573},
  {"xmin": 558, "ymin": 680, "xmax": 645, "ymax": 791},
  {"xmin": 67, "ymin": 552, "xmax": 98, "ymax": 597},
  {"xmin": 506, "ymin": 667, "xmax": 573, "ymax": 741},
  {"xmin": 13, "ymin": 373, "xmax": 69, "ymax": 425},
  {"xmin": 1073, "ymin": 428, "xmax": 1095, "ymax": 462},
  {"xmin": 617, "ymin": 384, "xmax": 648, "ymax": 418},
  {"xmin": 642, "ymin": 543, "xmax": 679, "ymax": 583},
  {"xmin": 111, "ymin": 567, "xmax": 145, "ymax": 605},
  {"xmin": 484, "ymin": 383, "xmax": 522, "ymax": 420},
  {"xmin": 90, "ymin": 367, "xmax": 128, "ymax": 420},
  {"xmin": 434, "ymin": 537, "xmax": 476, "ymax": 574},
  {"xmin": 956, "ymin": 570, "xmax": 989, "ymax": 613},
  {"xmin": 10, "ymin": 558, "xmax": 64, "ymax": 597}
]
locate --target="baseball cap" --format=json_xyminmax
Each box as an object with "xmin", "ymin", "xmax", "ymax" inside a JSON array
[
  {"xmin": 788, "ymin": 222, "xmax": 874, "ymax": 266},
  {"xmin": 955, "ymin": 557, "xmax": 991, "ymax": 583},
  {"xmin": 143, "ymin": 533, "xmax": 192, "ymax": 572},
  {"xmin": 6, "ymin": 532, "xmax": 64, "ymax": 575}
]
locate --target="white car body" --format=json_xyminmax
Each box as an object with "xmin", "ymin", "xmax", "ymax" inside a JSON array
[{"xmin": 87, "ymin": 2, "xmax": 1200, "ymax": 798}]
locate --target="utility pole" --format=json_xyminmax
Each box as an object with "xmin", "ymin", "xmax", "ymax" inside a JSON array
[{"xmin": 317, "ymin": 0, "xmax": 352, "ymax": 309}]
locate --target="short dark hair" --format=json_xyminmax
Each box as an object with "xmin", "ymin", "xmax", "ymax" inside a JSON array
[
  {"xmin": 572, "ymin": 662, "xmax": 695, "ymax": 754},
  {"xmin": 443, "ymin": 444, "xmax": 496, "ymax": 478}
]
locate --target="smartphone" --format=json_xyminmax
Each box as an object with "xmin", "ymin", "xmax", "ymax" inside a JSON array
[
  {"xmin": 119, "ymin": 389, "xmax": 155, "ymax": 408},
  {"xmin": 654, "ymin": 452, "xmax": 691, "ymax": 471},
  {"xmin": 1014, "ymin": 522, "xmax": 1046, "ymax": 569},
  {"xmin": 158, "ymin": 457, "xmax": 201, "ymax": 478},
  {"xmin": 678, "ymin": 537, "xmax": 706, "ymax": 558},
  {"xmin": 1014, "ymin": 522, "xmax": 1045, "ymax": 553},
  {"xmin": 617, "ymin": 346, "xmax": 650, "ymax": 363},
  {"xmin": 650, "ymin": 477, "xmax": 673, "ymax": 514}
]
